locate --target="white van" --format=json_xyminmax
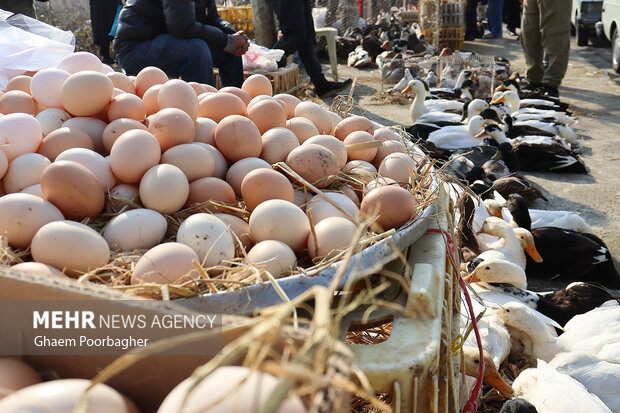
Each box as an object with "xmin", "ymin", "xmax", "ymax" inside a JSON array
[
  {"xmin": 600, "ymin": 0, "xmax": 620, "ymax": 72},
  {"xmin": 572, "ymin": 0, "xmax": 604, "ymax": 46}
]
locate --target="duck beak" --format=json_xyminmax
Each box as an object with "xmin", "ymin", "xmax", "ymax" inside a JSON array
[
  {"xmin": 484, "ymin": 370, "xmax": 514, "ymax": 396},
  {"xmin": 495, "ymin": 85, "xmax": 509, "ymax": 92},
  {"xmin": 525, "ymin": 244, "xmax": 544, "ymax": 263},
  {"xmin": 475, "ymin": 131, "xmax": 488, "ymax": 138},
  {"xmin": 491, "ymin": 209, "xmax": 503, "ymax": 219},
  {"xmin": 463, "ymin": 270, "xmax": 480, "ymax": 283},
  {"xmin": 491, "ymin": 96, "xmax": 506, "ymax": 104},
  {"xmin": 402, "ymin": 84, "xmax": 412, "ymax": 94}
]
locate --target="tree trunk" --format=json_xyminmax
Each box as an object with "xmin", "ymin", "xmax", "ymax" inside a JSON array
[{"xmin": 250, "ymin": 0, "xmax": 277, "ymax": 48}]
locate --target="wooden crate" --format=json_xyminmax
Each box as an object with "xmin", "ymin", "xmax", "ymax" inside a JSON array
[
  {"xmin": 422, "ymin": 27, "xmax": 465, "ymax": 51},
  {"xmin": 218, "ymin": 5, "xmax": 254, "ymax": 37},
  {"xmin": 214, "ymin": 63, "xmax": 300, "ymax": 94}
]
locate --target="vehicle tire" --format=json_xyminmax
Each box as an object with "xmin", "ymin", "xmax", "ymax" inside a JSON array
[
  {"xmin": 577, "ymin": 24, "xmax": 589, "ymax": 46},
  {"xmin": 613, "ymin": 29, "xmax": 620, "ymax": 74}
]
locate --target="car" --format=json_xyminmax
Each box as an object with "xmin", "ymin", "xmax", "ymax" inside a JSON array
[
  {"xmin": 599, "ymin": 0, "xmax": 620, "ymax": 72},
  {"xmin": 572, "ymin": 0, "xmax": 604, "ymax": 46}
]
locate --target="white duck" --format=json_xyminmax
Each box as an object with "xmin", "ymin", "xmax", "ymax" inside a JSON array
[
  {"xmin": 558, "ymin": 301, "xmax": 620, "ymax": 357},
  {"xmin": 388, "ymin": 68, "xmax": 414, "ymax": 94},
  {"xmin": 475, "ymin": 216, "xmax": 528, "ymax": 270},
  {"xmin": 550, "ymin": 351, "xmax": 620, "ymax": 412},
  {"xmin": 498, "ymin": 301, "xmax": 565, "ymax": 362},
  {"xmin": 426, "ymin": 115, "xmax": 485, "ymax": 149},
  {"xmin": 513, "ymin": 360, "xmax": 612, "ymax": 413},
  {"xmin": 494, "ymin": 90, "xmax": 576, "ymax": 125},
  {"xmin": 462, "ymin": 346, "xmax": 514, "ymax": 397},
  {"xmin": 403, "ymin": 79, "xmax": 462, "ymax": 123},
  {"xmin": 512, "ymin": 119, "xmax": 579, "ymax": 142}
]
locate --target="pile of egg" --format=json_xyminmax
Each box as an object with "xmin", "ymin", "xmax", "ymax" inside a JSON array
[{"xmin": 0, "ymin": 51, "xmax": 422, "ymax": 285}]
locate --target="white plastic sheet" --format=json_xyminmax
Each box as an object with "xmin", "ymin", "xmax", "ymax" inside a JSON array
[
  {"xmin": 242, "ymin": 43, "xmax": 284, "ymax": 73},
  {"xmin": 0, "ymin": 10, "xmax": 74, "ymax": 90}
]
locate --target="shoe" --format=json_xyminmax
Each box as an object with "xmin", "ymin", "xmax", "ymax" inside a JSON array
[
  {"xmin": 483, "ymin": 32, "xmax": 496, "ymax": 39},
  {"xmin": 541, "ymin": 85, "xmax": 559, "ymax": 98},
  {"xmin": 316, "ymin": 78, "xmax": 353, "ymax": 98}
]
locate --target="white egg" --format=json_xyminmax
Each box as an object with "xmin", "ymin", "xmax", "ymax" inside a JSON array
[
  {"xmin": 103, "ymin": 208, "xmax": 168, "ymax": 251},
  {"xmin": 177, "ymin": 213, "xmax": 235, "ymax": 266}
]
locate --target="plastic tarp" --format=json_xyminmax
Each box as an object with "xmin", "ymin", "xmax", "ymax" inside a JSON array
[{"xmin": 0, "ymin": 10, "xmax": 74, "ymax": 90}]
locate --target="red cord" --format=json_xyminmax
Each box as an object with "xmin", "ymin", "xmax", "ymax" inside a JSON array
[{"xmin": 426, "ymin": 228, "xmax": 484, "ymax": 413}]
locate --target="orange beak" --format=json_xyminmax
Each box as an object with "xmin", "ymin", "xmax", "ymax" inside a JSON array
[
  {"xmin": 495, "ymin": 85, "xmax": 509, "ymax": 92},
  {"xmin": 402, "ymin": 84, "xmax": 412, "ymax": 94},
  {"xmin": 525, "ymin": 244, "xmax": 544, "ymax": 263},
  {"xmin": 475, "ymin": 131, "xmax": 488, "ymax": 138},
  {"xmin": 491, "ymin": 210, "xmax": 503, "ymax": 219},
  {"xmin": 485, "ymin": 370, "xmax": 514, "ymax": 396},
  {"xmin": 491, "ymin": 96, "xmax": 506, "ymax": 104},
  {"xmin": 463, "ymin": 270, "xmax": 480, "ymax": 283}
]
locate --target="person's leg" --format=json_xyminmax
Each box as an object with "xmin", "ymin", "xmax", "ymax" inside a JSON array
[
  {"xmin": 540, "ymin": 0, "xmax": 570, "ymax": 89},
  {"xmin": 211, "ymin": 49, "xmax": 244, "ymax": 88},
  {"xmin": 486, "ymin": 0, "xmax": 504, "ymax": 38},
  {"xmin": 503, "ymin": 0, "xmax": 521, "ymax": 33},
  {"xmin": 117, "ymin": 34, "xmax": 214, "ymax": 84},
  {"xmin": 520, "ymin": 0, "xmax": 544, "ymax": 86},
  {"xmin": 465, "ymin": 0, "xmax": 479, "ymax": 40}
]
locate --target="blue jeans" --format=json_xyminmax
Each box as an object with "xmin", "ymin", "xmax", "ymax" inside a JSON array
[
  {"xmin": 487, "ymin": 0, "xmax": 505, "ymax": 37},
  {"xmin": 117, "ymin": 34, "xmax": 244, "ymax": 87}
]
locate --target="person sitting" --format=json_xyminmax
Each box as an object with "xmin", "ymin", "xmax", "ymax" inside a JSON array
[
  {"xmin": 113, "ymin": 0, "xmax": 249, "ymax": 87},
  {"xmin": 267, "ymin": 0, "xmax": 352, "ymax": 98}
]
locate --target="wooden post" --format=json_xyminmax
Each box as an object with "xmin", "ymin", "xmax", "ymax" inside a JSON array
[{"xmin": 250, "ymin": 0, "xmax": 277, "ymax": 47}]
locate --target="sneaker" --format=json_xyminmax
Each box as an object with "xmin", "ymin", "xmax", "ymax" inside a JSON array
[
  {"xmin": 316, "ymin": 78, "xmax": 353, "ymax": 98},
  {"xmin": 541, "ymin": 85, "xmax": 559, "ymax": 98},
  {"xmin": 483, "ymin": 31, "xmax": 496, "ymax": 39},
  {"xmin": 507, "ymin": 26, "xmax": 517, "ymax": 36}
]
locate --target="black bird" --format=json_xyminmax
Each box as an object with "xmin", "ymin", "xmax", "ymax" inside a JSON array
[
  {"xmin": 510, "ymin": 140, "xmax": 588, "ymax": 174},
  {"xmin": 488, "ymin": 176, "xmax": 548, "ymax": 205},
  {"xmin": 457, "ymin": 192, "xmax": 482, "ymax": 262},
  {"xmin": 500, "ymin": 398, "xmax": 538, "ymax": 413},
  {"xmin": 501, "ymin": 115, "xmax": 556, "ymax": 139}
]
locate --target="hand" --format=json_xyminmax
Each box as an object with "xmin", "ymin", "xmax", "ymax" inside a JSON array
[{"xmin": 231, "ymin": 31, "xmax": 249, "ymax": 56}]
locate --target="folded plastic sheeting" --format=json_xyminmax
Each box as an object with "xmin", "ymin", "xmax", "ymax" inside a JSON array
[{"xmin": 0, "ymin": 10, "xmax": 74, "ymax": 90}]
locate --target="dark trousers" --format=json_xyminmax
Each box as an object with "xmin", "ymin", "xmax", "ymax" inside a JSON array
[
  {"xmin": 269, "ymin": 0, "xmax": 326, "ymax": 88},
  {"xmin": 503, "ymin": 0, "xmax": 521, "ymax": 29},
  {"xmin": 117, "ymin": 34, "xmax": 244, "ymax": 87},
  {"xmin": 465, "ymin": 0, "xmax": 479, "ymax": 40}
]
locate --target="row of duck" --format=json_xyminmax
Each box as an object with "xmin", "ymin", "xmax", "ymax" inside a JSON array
[{"xmin": 395, "ymin": 71, "xmax": 620, "ymax": 412}]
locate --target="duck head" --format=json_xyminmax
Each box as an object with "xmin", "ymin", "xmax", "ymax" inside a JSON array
[
  {"xmin": 402, "ymin": 79, "xmax": 426, "ymax": 95},
  {"xmin": 494, "ymin": 79, "xmax": 519, "ymax": 94},
  {"xmin": 462, "ymin": 346, "xmax": 514, "ymax": 397},
  {"xmin": 513, "ymin": 227, "xmax": 544, "ymax": 263},
  {"xmin": 476, "ymin": 216, "xmax": 512, "ymax": 236},
  {"xmin": 483, "ymin": 198, "xmax": 503, "ymax": 218},
  {"xmin": 463, "ymin": 257, "xmax": 527, "ymax": 289},
  {"xmin": 475, "ymin": 124, "xmax": 509, "ymax": 144},
  {"xmin": 492, "ymin": 90, "xmax": 520, "ymax": 113}
]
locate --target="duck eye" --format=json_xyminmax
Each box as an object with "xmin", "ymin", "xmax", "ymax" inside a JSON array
[
  {"xmin": 474, "ymin": 360, "xmax": 479, "ymax": 364},
  {"xmin": 485, "ymin": 266, "xmax": 490, "ymax": 270}
]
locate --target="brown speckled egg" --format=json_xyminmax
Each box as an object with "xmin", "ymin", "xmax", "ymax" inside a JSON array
[
  {"xmin": 158, "ymin": 79, "xmax": 199, "ymax": 121},
  {"xmin": 60, "ymin": 71, "xmax": 113, "ymax": 117},
  {"xmin": 343, "ymin": 131, "xmax": 378, "ymax": 162},
  {"xmin": 148, "ymin": 107, "xmax": 196, "ymax": 151},
  {"xmin": 0, "ymin": 113, "xmax": 42, "ymax": 162},
  {"xmin": 361, "ymin": 185, "xmax": 418, "ymax": 230},
  {"xmin": 286, "ymin": 117, "xmax": 320, "ymax": 143},
  {"xmin": 139, "ymin": 164, "xmax": 189, "ymax": 214},
  {"xmin": 274, "ymin": 93, "xmax": 301, "ymax": 119},
  {"xmin": 102, "ymin": 118, "xmax": 148, "ymax": 154},
  {"xmin": 247, "ymin": 99, "xmax": 286, "ymax": 134},
  {"xmin": 40, "ymin": 160, "xmax": 105, "ymax": 219},
  {"xmin": 333, "ymin": 115, "xmax": 374, "ymax": 141},
  {"xmin": 107, "ymin": 93, "xmax": 146, "ymax": 122},
  {"xmin": 142, "ymin": 83, "xmax": 163, "ymax": 115},
  {"xmin": 35, "ymin": 108, "xmax": 71, "ymax": 137},
  {"xmin": 194, "ymin": 117, "xmax": 218, "ymax": 145},
  {"xmin": 219, "ymin": 86, "xmax": 251, "ymax": 106},
  {"xmin": 109, "ymin": 129, "xmax": 161, "ymax": 183},
  {"xmin": 131, "ymin": 242, "xmax": 200, "ymax": 285},
  {"xmin": 241, "ymin": 168, "xmax": 295, "ymax": 211},
  {"xmin": 214, "ymin": 115, "xmax": 262, "ymax": 162},
  {"xmin": 242, "ymin": 74, "xmax": 273, "ymax": 97},
  {"xmin": 134, "ymin": 66, "xmax": 168, "ymax": 97},
  {"xmin": 260, "ymin": 127, "xmax": 299, "ymax": 164},
  {"xmin": 225, "ymin": 157, "xmax": 271, "ymax": 195},
  {"xmin": 285, "ymin": 144, "xmax": 340, "ymax": 188},
  {"xmin": 198, "ymin": 92, "xmax": 246, "ymax": 122},
  {"xmin": 0, "ymin": 90, "xmax": 36, "ymax": 115},
  {"xmin": 161, "ymin": 143, "xmax": 215, "ymax": 182},
  {"xmin": 106, "ymin": 72, "xmax": 136, "ymax": 94},
  {"xmin": 186, "ymin": 177, "xmax": 236, "ymax": 209},
  {"xmin": 6, "ymin": 75, "xmax": 32, "ymax": 94},
  {"xmin": 0, "ymin": 193, "xmax": 64, "ymax": 249},
  {"xmin": 303, "ymin": 135, "xmax": 347, "ymax": 168},
  {"xmin": 38, "ymin": 127, "xmax": 94, "ymax": 161}
]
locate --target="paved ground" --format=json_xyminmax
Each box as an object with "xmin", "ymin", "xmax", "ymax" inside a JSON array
[{"xmin": 310, "ymin": 34, "xmax": 620, "ymax": 282}]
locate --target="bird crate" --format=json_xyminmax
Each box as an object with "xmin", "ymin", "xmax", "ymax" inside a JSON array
[
  {"xmin": 217, "ymin": 5, "xmax": 254, "ymax": 37},
  {"xmin": 422, "ymin": 27, "xmax": 466, "ymax": 51},
  {"xmin": 213, "ymin": 63, "xmax": 300, "ymax": 94}
]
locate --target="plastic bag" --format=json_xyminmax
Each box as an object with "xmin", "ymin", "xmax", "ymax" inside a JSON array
[
  {"xmin": 242, "ymin": 43, "xmax": 285, "ymax": 73},
  {"xmin": 0, "ymin": 11, "xmax": 74, "ymax": 89}
]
